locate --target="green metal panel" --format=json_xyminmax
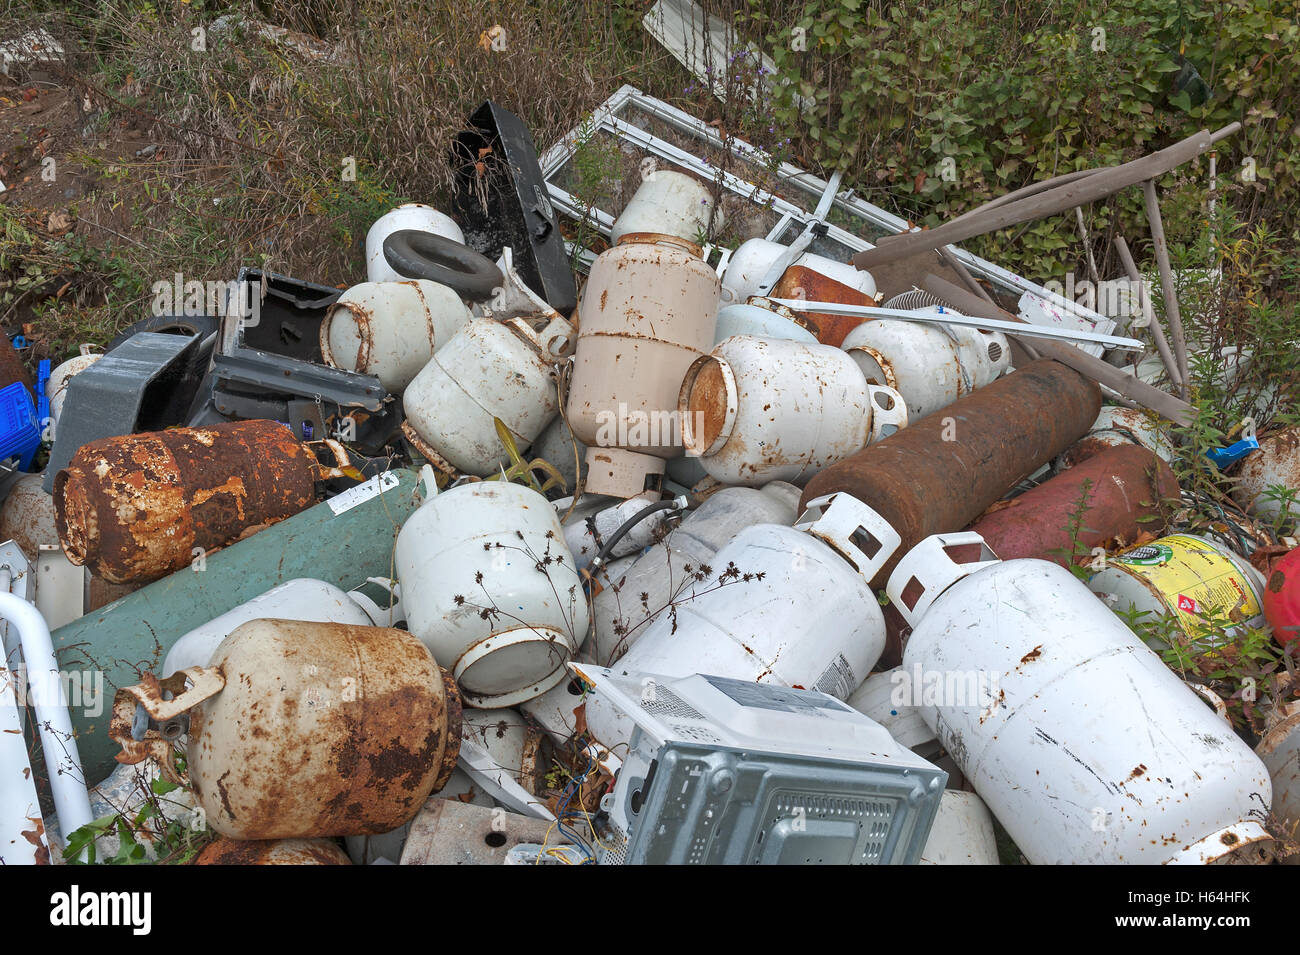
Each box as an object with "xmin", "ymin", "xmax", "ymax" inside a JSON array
[{"xmin": 54, "ymin": 469, "xmax": 425, "ymax": 783}]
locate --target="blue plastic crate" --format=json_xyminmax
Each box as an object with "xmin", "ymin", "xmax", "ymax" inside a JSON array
[{"xmin": 0, "ymin": 381, "xmax": 41, "ymax": 471}]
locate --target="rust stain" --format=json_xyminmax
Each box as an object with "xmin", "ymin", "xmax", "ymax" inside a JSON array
[{"xmin": 1020, "ymin": 646, "xmax": 1043, "ymax": 664}]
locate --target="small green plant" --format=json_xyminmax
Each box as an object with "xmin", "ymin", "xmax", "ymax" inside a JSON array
[
  {"xmin": 63, "ymin": 775, "xmax": 211, "ymax": 865},
  {"xmin": 1049, "ymin": 476, "xmax": 1098, "ymax": 580},
  {"xmin": 1113, "ymin": 601, "xmax": 1289, "ymax": 734},
  {"xmin": 1258, "ymin": 483, "xmax": 1300, "ymax": 538},
  {"xmin": 566, "ymin": 118, "xmax": 623, "ymax": 268}
]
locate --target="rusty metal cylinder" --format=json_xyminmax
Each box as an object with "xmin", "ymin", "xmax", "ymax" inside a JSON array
[
  {"xmin": 53, "ymin": 420, "xmax": 320, "ymax": 584},
  {"xmin": 799, "ymin": 359, "xmax": 1100, "ymax": 586},
  {"xmin": 969, "ymin": 445, "xmax": 1179, "ymax": 565},
  {"xmin": 194, "ymin": 837, "xmax": 352, "ymax": 865},
  {"xmin": 117, "ymin": 619, "xmax": 463, "ymax": 840}
]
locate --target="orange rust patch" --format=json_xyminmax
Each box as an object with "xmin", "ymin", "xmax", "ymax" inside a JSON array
[{"xmin": 686, "ymin": 359, "xmax": 730, "ymax": 451}]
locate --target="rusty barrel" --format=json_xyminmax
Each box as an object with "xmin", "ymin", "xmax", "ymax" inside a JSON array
[
  {"xmin": 969, "ymin": 445, "xmax": 1179, "ymax": 565},
  {"xmin": 799, "ymin": 359, "xmax": 1100, "ymax": 586},
  {"xmin": 53, "ymin": 420, "xmax": 319, "ymax": 584}
]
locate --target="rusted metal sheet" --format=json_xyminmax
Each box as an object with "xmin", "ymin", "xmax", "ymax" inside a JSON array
[
  {"xmin": 771, "ymin": 265, "xmax": 878, "ymax": 347},
  {"xmin": 194, "ymin": 837, "xmax": 352, "ymax": 865},
  {"xmin": 53, "ymin": 420, "xmax": 320, "ymax": 584},
  {"xmin": 111, "ymin": 619, "xmax": 463, "ymax": 839},
  {"xmin": 800, "ymin": 359, "xmax": 1100, "ymax": 587},
  {"xmin": 970, "ymin": 445, "xmax": 1179, "ymax": 565}
]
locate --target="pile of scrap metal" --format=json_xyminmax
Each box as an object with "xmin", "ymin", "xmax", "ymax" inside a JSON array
[{"xmin": 2, "ymin": 92, "xmax": 1298, "ymax": 867}]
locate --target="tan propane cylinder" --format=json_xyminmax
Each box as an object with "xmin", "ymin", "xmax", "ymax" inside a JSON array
[
  {"xmin": 111, "ymin": 619, "xmax": 462, "ymax": 840},
  {"xmin": 565, "ymin": 235, "xmax": 719, "ymax": 497}
]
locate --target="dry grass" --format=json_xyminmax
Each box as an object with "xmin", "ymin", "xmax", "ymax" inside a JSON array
[{"xmin": 0, "ymin": 0, "xmax": 693, "ymax": 354}]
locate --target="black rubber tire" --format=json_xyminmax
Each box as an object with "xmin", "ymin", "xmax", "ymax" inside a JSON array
[
  {"xmin": 106, "ymin": 313, "xmax": 220, "ymax": 353},
  {"xmin": 382, "ymin": 230, "xmax": 503, "ymax": 302}
]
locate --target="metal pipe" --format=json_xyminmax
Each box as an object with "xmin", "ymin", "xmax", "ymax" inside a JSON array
[
  {"xmin": 1113, "ymin": 234, "xmax": 1181, "ymax": 387},
  {"xmin": 1141, "ymin": 179, "xmax": 1192, "ymax": 398},
  {"xmin": 0, "ymin": 592, "xmax": 93, "ymax": 844},
  {"xmin": 923, "ymin": 275, "xmax": 1195, "ymax": 426},
  {"xmin": 937, "ymin": 245, "xmax": 995, "ymax": 303},
  {"xmin": 767, "ymin": 298, "xmax": 1144, "ymax": 350},
  {"xmin": 852, "ymin": 126, "xmax": 1237, "ymax": 271}
]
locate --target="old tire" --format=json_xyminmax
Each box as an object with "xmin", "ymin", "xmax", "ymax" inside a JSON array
[{"xmin": 382, "ymin": 230, "xmax": 502, "ymax": 302}]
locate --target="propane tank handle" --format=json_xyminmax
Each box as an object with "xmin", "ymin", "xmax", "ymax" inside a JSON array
[
  {"xmin": 1188, "ymin": 682, "xmax": 1232, "ymax": 724},
  {"xmin": 886, "ymin": 531, "xmax": 1001, "ymax": 627},
  {"xmin": 349, "ymin": 577, "xmax": 404, "ymax": 628},
  {"xmin": 866, "ymin": 385, "xmax": 908, "ymax": 443},
  {"xmin": 110, "ymin": 667, "xmax": 226, "ymax": 786},
  {"xmin": 502, "ymin": 313, "xmax": 576, "ymax": 361},
  {"xmin": 795, "ymin": 493, "xmax": 902, "ymax": 582},
  {"xmin": 418, "ymin": 464, "xmax": 440, "ymax": 500}
]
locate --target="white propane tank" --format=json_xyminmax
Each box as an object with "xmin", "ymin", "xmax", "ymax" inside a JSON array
[
  {"xmin": 402, "ymin": 314, "xmax": 574, "ymax": 477},
  {"xmin": 610, "ymin": 169, "xmax": 717, "ymax": 247},
  {"xmin": 887, "ymin": 531, "xmax": 1275, "ymax": 865},
  {"xmin": 720, "ymin": 238, "xmax": 877, "ymax": 305},
  {"xmin": 320, "ymin": 280, "xmax": 472, "ymax": 393},
  {"xmin": 1255, "ymin": 698, "xmax": 1300, "ymax": 848},
  {"xmin": 1233, "ymin": 428, "xmax": 1300, "ymax": 522},
  {"xmin": 560, "ymin": 492, "xmax": 683, "ymax": 572},
  {"xmin": 840, "ymin": 308, "xmax": 1010, "ymax": 420},
  {"xmin": 919, "ymin": 790, "xmax": 1000, "ymax": 865},
  {"xmin": 846, "ymin": 667, "xmax": 939, "ymax": 755},
  {"xmin": 395, "ymin": 479, "xmax": 588, "ymax": 708},
  {"xmin": 679, "ymin": 335, "xmax": 905, "ymax": 487},
  {"xmin": 162, "ymin": 577, "xmax": 399, "ymax": 676},
  {"xmin": 366, "ymin": 204, "xmax": 465, "ymax": 283},
  {"xmin": 461, "ymin": 707, "xmax": 545, "ymax": 794},
  {"xmin": 583, "ymin": 492, "xmax": 900, "ymax": 750},
  {"xmin": 1055, "ymin": 405, "xmax": 1176, "ymax": 470},
  {"xmin": 587, "ymin": 481, "xmax": 803, "ymax": 666},
  {"xmin": 46, "ymin": 353, "xmax": 102, "ymax": 435},
  {"xmin": 713, "ymin": 298, "xmax": 818, "ymax": 345},
  {"xmin": 531, "ymin": 415, "xmax": 587, "ymax": 491}
]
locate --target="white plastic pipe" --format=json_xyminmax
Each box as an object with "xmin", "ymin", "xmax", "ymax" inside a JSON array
[
  {"xmin": 1, "ymin": 640, "xmax": 42, "ymax": 864},
  {"xmin": 0, "ymin": 592, "xmax": 94, "ymax": 846}
]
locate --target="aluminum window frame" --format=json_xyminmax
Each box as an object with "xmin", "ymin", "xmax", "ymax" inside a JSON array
[{"xmin": 540, "ymin": 85, "xmax": 1114, "ymax": 341}]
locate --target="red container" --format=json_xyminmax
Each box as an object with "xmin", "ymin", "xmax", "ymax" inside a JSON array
[
  {"xmin": 1263, "ymin": 548, "xmax": 1300, "ymax": 646},
  {"xmin": 968, "ymin": 445, "xmax": 1179, "ymax": 565}
]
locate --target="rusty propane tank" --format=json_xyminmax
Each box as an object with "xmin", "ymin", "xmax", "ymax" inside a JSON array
[
  {"xmin": 799, "ymin": 359, "xmax": 1100, "ymax": 586},
  {"xmin": 53, "ymin": 420, "xmax": 329, "ymax": 584},
  {"xmin": 112, "ymin": 619, "xmax": 462, "ymax": 840},
  {"xmin": 565, "ymin": 235, "xmax": 719, "ymax": 497},
  {"xmin": 968, "ymin": 445, "xmax": 1179, "ymax": 565},
  {"xmin": 194, "ymin": 837, "xmax": 352, "ymax": 865}
]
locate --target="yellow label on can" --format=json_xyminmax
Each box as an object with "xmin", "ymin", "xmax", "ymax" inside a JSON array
[{"xmin": 1113, "ymin": 534, "xmax": 1262, "ymax": 636}]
